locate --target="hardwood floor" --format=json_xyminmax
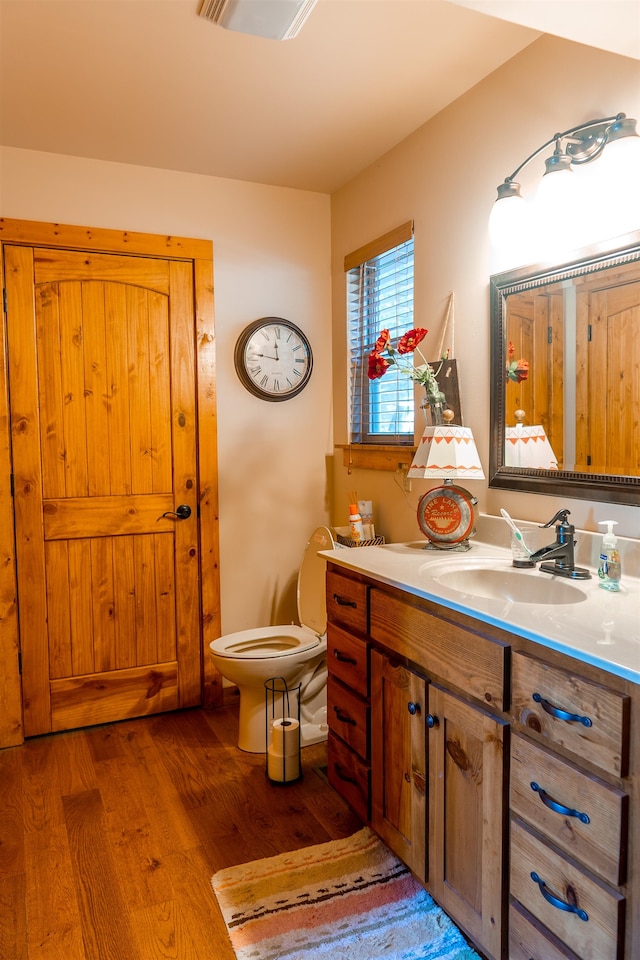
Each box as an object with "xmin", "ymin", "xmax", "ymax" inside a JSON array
[{"xmin": 0, "ymin": 696, "xmax": 362, "ymax": 959}]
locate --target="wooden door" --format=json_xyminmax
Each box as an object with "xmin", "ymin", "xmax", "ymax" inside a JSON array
[
  {"xmin": 5, "ymin": 244, "xmax": 201, "ymax": 737},
  {"xmin": 370, "ymin": 650, "xmax": 427, "ymax": 881},
  {"xmin": 576, "ymin": 278, "xmax": 640, "ymax": 475},
  {"xmin": 427, "ymin": 685, "xmax": 507, "ymax": 960},
  {"xmin": 506, "ymin": 289, "xmax": 564, "ymax": 464}
]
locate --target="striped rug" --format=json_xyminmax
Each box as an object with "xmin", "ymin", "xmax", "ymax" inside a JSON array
[{"xmin": 211, "ymin": 826, "xmax": 481, "ymax": 960}]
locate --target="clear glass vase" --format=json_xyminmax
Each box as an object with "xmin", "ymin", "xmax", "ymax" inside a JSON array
[{"xmin": 421, "ymin": 391, "xmax": 444, "ymax": 426}]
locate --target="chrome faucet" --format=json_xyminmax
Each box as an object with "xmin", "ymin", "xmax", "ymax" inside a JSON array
[{"xmin": 528, "ymin": 509, "xmax": 591, "ymax": 580}]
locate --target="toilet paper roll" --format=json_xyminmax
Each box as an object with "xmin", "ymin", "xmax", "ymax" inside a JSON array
[
  {"xmin": 267, "ymin": 747, "xmax": 301, "ymax": 783},
  {"xmin": 269, "ymin": 718, "xmax": 300, "ymax": 757}
]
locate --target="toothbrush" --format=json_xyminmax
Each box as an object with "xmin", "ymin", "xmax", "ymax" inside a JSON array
[{"xmin": 500, "ymin": 508, "xmax": 532, "ymax": 555}]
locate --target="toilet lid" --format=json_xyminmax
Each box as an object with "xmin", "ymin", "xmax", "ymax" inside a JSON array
[{"xmin": 297, "ymin": 525, "xmax": 335, "ymax": 635}]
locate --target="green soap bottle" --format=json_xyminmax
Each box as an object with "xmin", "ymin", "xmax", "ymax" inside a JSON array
[{"xmin": 598, "ymin": 520, "xmax": 621, "ymax": 592}]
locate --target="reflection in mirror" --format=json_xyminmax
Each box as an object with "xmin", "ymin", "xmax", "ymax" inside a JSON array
[{"xmin": 489, "ymin": 233, "xmax": 640, "ymax": 505}]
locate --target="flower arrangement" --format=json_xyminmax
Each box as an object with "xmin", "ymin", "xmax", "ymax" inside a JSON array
[
  {"xmin": 367, "ymin": 327, "xmax": 445, "ymax": 404},
  {"xmin": 506, "ymin": 342, "xmax": 529, "ymax": 383}
]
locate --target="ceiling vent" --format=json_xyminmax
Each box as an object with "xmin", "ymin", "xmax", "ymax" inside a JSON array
[{"xmin": 198, "ymin": 0, "xmax": 318, "ymax": 40}]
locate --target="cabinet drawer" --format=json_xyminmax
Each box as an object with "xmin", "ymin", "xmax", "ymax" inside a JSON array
[
  {"xmin": 511, "ymin": 734, "xmax": 628, "ymax": 886},
  {"xmin": 326, "ymin": 570, "xmax": 369, "ymax": 634},
  {"xmin": 512, "ymin": 652, "xmax": 630, "ymax": 777},
  {"xmin": 509, "ymin": 901, "xmax": 582, "ymax": 960},
  {"xmin": 510, "ymin": 818, "xmax": 624, "ymax": 960},
  {"xmin": 327, "ymin": 623, "xmax": 369, "ymax": 698},
  {"xmin": 327, "ymin": 675, "xmax": 369, "ymax": 761},
  {"xmin": 370, "ymin": 589, "xmax": 507, "ymax": 709},
  {"xmin": 327, "ymin": 731, "xmax": 370, "ymax": 823}
]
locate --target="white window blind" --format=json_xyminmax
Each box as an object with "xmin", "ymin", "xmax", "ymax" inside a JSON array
[{"xmin": 346, "ymin": 222, "xmax": 415, "ymax": 445}]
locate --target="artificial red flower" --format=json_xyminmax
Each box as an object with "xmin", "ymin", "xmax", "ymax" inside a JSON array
[
  {"xmin": 365, "ymin": 325, "xmax": 443, "ymax": 402},
  {"xmin": 373, "ymin": 329, "xmax": 391, "ymax": 355},
  {"xmin": 368, "ymin": 352, "xmax": 390, "ymax": 380},
  {"xmin": 397, "ymin": 327, "xmax": 428, "ymax": 354},
  {"xmin": 511, "ymin": 359, "xmax": 529, "ymax": 383}
]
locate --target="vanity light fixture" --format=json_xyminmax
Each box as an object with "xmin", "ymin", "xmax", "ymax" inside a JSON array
[{"xmin": 489, "ymin": 112, "xmax": 640, "ymax": 257}]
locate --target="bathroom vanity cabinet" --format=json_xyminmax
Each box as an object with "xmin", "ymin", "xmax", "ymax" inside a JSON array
[{"xmin": 325, "ymin": 562, "xmax": 638, "ymax": 960}]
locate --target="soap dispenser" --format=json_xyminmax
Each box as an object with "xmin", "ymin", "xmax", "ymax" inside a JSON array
[{"xmin": 598, "ymin": 520, "xmax": 621, "ymax": 592}]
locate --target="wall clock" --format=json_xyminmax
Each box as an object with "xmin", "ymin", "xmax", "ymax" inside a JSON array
[{"xmin": 234, "ymin": 317, "xmax": 313, "ymax": 401}]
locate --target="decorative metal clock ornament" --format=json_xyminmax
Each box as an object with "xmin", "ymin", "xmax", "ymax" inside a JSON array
[{"xmin": 234, "ymin": 317, "xmax": 313, "ymax": 401}]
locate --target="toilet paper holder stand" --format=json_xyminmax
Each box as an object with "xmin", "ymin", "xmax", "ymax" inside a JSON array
[{"xmin": 264, "ymin": 677, "xmax": 302, "ymax": 784}]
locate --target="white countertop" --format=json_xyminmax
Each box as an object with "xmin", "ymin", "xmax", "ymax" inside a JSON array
[{"xmin": 321, "ymin": 539, "xmax": 640, "ymax": 685}]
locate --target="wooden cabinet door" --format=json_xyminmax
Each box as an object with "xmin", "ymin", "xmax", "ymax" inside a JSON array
[
  {"xmin": 6, "ymin": 245, "xmax": 201, "ymax": 736},
  {"xmin": 428, "ymin": 684, "xmax": 507, "ymax": 960},
  {"xmin": 370, "ymin": 649, "xmax": 427, "ymax": 881}
]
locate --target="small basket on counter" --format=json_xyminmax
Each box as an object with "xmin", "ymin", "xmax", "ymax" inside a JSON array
[{"xmin": 333, "ymin": 526, "xmax": 385, "ymax": 549}]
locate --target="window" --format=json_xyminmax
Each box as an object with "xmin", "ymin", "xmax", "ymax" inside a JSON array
[{"xmin": 346, "ymin": 221, "xmax": 415, "ymax": 445}]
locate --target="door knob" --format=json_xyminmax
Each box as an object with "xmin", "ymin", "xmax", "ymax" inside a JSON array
[{"xmin": 161, "ymin": 504, "xmax": 192, "ymax": 520}]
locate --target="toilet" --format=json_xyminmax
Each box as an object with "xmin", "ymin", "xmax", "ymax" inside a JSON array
[{"xmin": 209, "ymin": 526, "xmax": 336, "ymax": 753}]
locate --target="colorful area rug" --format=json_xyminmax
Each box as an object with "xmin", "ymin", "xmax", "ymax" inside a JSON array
[{"xmin": 211, "ymin": 826, "xmax": 480, "ymax": 960}]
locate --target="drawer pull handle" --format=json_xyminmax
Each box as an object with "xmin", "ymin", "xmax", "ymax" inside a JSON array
[
  {"xmin": 407, "ymin": 701, "xmax": 421, "ymax": 716},
  {"xmin": 333, "ymin": 594, "xmax": 357, "ymax": 608},
  {"xmin": 530, "ymin": 872, "xmax": 588, "ymax": 921},
  {"xmin": 333, "ymin": 649, "xmax": 357, "ymax": 665},
  {"xmin": 532, "ymin": 692, "xmax": 592, "ymax": 727},
  {"xmin": 530, "ymin": 782, "xmax": 590, "ymax": 824},
  {"xmin": 333, "ymin": 706, "xmax": 356, "ymax": 725},
  {"xmin": 334, "ymin": 762, "xmax": 358, "ymax": 786}
]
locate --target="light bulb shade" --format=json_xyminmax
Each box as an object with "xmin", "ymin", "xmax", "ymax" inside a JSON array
[
  {"xmin": 586, "ymin": 133, "xmax": 640, "ymax": 239},
  {"xmin": 199, "ymin": 0, "xmax": 318, "ymax": 39},
  {"xmin": 408, "ymin": 424, "xmax": 485, "ymax": 479},
  {"xmin": 488, "ymin": 187, "xmax": 528, "ymax": 248},
  {"xmin": 505, "ymin": 424, "xmax": 558, "ymax": 470},
  {"xmin": 533, "ymin": 166, "xmax": 584, "ymax": 258}
]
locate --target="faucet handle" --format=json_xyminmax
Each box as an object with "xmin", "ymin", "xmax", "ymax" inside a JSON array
[{"xmin": 541, "ymin": 508, "xmax": 571, "ymax": 529}]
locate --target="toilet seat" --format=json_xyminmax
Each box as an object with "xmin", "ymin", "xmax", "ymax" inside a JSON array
[{"xmin": 210, "ymin": 624, "xmax": 322, "ymax": 659}]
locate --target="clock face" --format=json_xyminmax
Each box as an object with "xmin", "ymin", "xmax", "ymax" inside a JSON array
[{"xmin": 234, "ymin": 318, "xmax": 313, "ymax": 401}]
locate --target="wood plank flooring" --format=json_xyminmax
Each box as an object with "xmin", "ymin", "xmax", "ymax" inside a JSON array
[{"xmin": 0, "ymin": 696, "xmax": 362, "ymax": 959}]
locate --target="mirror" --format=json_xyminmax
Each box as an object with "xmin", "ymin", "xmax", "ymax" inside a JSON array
[{"xmin": 489, "ymin": 232, "xmax": 640, "ymax": 505}]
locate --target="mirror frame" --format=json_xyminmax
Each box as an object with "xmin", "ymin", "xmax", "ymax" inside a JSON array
[{"xmin": 489, "ymin": 231, "xmax": 640, "ymax": 506}]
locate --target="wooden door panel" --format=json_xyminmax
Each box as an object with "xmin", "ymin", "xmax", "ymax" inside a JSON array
[
  {"xmin": 43, "ymin": 532, "xmax": 178, "ymax": 697},
  {"xmin": 428, "ymin": 685, "xmax": 507, "ymax": 960},
  {"xmin": 371, "ymin": 649, "xmax": 427, "ymax": 881},
  {"xmin": 50, "ymin": 662, "xmax": 178, "ymax": 732},
  {"xmin": 42, "ymin": 494, "xmax": 175, "ymax": 538},
  {"xmin": 37, "ymin": 280, "xmax": 173, "ymax": 498},
  {"xmin": 33, "ymin": 247, "xmax": 171, "ymax": 293},
  {"xmin": 577, "ymin": 279, "xmax": 640, "ymax": 475},
  {"xmin": 7, "ymin": 244, "xmax": 199, "ymax": 736}
]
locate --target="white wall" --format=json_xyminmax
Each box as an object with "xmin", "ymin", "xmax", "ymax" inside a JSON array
[
  {"xmin": 0, "ymin": 148, "xmax": 333, "ymax": 633},
  {"xmin": 330, "ymin": 35, "xmax": 640, "ymax": 541}
]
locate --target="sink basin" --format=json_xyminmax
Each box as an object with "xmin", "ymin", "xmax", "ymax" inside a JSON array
[{"xmin": 427, "ymin": 562, "xmax": 588, "ymax": 606}]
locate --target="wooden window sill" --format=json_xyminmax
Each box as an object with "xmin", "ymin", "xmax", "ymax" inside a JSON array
[{"xmin": 337, "ymin": 444, "xmax": 416, "ymax": 472}]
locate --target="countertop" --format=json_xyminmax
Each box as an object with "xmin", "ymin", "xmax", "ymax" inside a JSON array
[{"xmin": 321, "ymin": 539, "xmax": 640, "ymax": 684}]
